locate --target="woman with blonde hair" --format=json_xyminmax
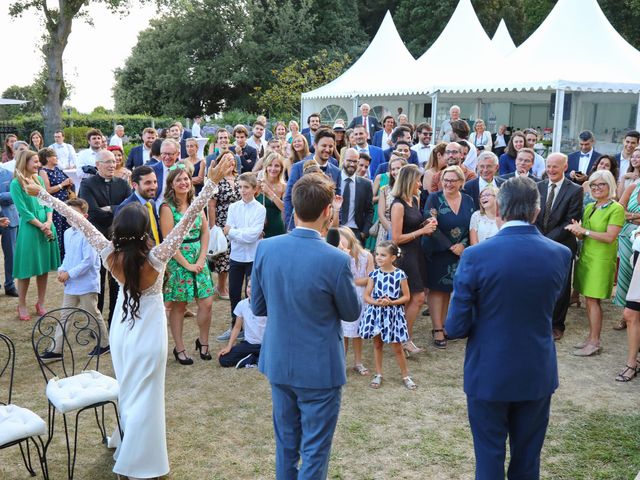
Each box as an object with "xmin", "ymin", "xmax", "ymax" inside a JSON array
[
  {"xmin": 183, "ymin": 137, "xmax": 206, "ymax": 194},
  {"xmin": 422, "ymin": 142, "xmax": 448, "ymax": 193},
  {"xmin": 566, "ymin": 169, "xmax": 625, "ymax": 356},
  {"xmin": 469, "ymin": 185, "xmax": 499, "ymax": 245},
  {"xmin": 10, "ymin": 150, "xmax": 60, "ymax": 320},
  {"xmin": 257, "ymin": 152, "xmax": 286, "ymax": 237},
  {"xmin": 391, "ymin": 164, "xmax": 437, "ymax": 354},
  {"xmin": 285, "ymin": 134, "xmax": 310, "ymax": 179}
]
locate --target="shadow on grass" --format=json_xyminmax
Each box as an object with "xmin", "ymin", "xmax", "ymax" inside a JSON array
[{"xmin": 544, "ymin": 410, "xmax": 640, "ymax": 479}]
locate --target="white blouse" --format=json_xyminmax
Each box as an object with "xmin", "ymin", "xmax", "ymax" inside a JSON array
[{"xmin": 470, "ymin": 210, "xmax": 499, "ymax": 243}]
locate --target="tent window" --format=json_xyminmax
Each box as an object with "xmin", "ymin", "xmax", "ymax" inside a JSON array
[
  {"xmin": 371, "ymin": 106, "xmax": 385, "ymax": 121},
  {"xmin": 320, "ymin": 105, "xmax": 348, "ymax": 124}
]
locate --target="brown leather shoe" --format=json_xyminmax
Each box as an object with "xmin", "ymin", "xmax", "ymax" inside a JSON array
[{"xmin": 553, "ymin": 329, "xmax": 564, "ymax": 341}]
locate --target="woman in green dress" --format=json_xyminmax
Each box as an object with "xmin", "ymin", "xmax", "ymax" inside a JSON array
[
  {"xmin": 159, "ymin": 162, "xmax": 215, "ymax": 365},
  {"xmin": 11, "ymin": 150, "xmax": 60, "ymax": 320},
  {"xmin": 256, "ymin": 152, "xmax": 285, "ymax": 237},
  {"xmin": 567, "ymin": 169, "xmax": 625, "ymax": 357}
]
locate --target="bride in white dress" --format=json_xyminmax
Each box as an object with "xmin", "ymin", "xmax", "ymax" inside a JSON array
[{"xmin": 26, "ymin": 173, "xmax": 221, "ymax": 479}]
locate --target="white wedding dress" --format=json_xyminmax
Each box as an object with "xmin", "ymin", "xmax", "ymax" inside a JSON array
[{"xmin": 37, "ymin": 179, "xmax": 218, "ymax": 479}]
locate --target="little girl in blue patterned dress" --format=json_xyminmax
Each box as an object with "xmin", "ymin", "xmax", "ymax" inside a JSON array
[{"xmin": 359, "ymin": 241, "xmax": 416, "ymax": 390}]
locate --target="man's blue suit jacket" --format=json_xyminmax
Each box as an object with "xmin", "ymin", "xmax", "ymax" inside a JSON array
[
  {"xmin": 0, "ymin": 168, "xmax": 19, "ymax": 227},
  {"xmin": 566, "ymin": 150, "xmax": 602, "ymax": 180},
  {"xmin": 373, "ymin": 149, "xmax": 419, "ymax": 177},
  {"xmin": 371, "ymin": 130, "xmax": 388, "ymax": 149},
  {"xmin": 284, "ymin": 159, "xmax": 341, "ymax": 229},
  {"xmin": 445, "ymin": 224, "xmax": 571, "ymax": 401},
  {"xmin": 126, "ymin": 145, "xmax": 145, "ymax": 170},
  {"xmin": 115, "ymin": 192, "xmax": 162, "ymax": 241},
  {"xmin": 303, "ymin": 131, "xmax": 315, "ymax": 153},
  {"xmin": 151, "ymin": 162, "xmax": 165, "ymax": 201},
  {"xmin": 252, "ymin": 228, "xmax": 361, "ymax": 388}
]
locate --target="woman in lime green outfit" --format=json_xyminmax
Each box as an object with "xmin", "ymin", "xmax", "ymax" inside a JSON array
[
  {"xmin": 160, "ymin": 162, "xmax": 214, "ymax": 365},
  {"xmin": 10, "ymin": 150, "xmax": 60, "ymax": 320},
  {"xmin": 567, "ymin": 170, "xmax": 624, "ymax": 357}
]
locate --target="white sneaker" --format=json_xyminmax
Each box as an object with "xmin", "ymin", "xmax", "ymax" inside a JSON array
[{"xmin": 216, "ymin": 329, "xmax": 231, "ymax": 342}]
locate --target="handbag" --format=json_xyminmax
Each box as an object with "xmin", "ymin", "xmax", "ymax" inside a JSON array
[
  {"xmin": 207, "ymin": 225, "xmax": 228, "ymax": 258},
  {"xmin": 627, "ymin": 254, "xmax": 640, "ymax": 303},
  {"xmin": 369, "ymin": 220, "xmax": 380, "ymax": 237}
]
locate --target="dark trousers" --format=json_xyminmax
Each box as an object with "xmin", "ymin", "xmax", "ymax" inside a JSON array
[
  {"xmin": 229, "ymin": 259, "xmax": 253, "ymax": 325},
  {"xmin": 218, "ymin": 340, "xmax": 261, "ymax": 367},
  {"xmin": 0, "ymin": 225, "xmax": 16, "ymax": 289},
  {"xmin": 98, "ymin": 264, "xmax": 119, "ymax": 327},
  {"xmin": 271, "ymin": 383, "xmax": 342, "ymax": 480},
  {"xmin": 467, "ymin": 395, "xmax": 551, "ymax": 480},
  {"xmin": 552, "ymin": 259, "xmax": 573, "ymax": 332}
]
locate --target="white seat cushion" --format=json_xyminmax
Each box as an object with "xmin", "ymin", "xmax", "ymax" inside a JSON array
[
  {"xmin": 46, "ymin": 370, "xmax": 119, "ymax": 414},
  {"xmin": 0, "ymin": 404, "xmax": 47, "ymax": 445}
]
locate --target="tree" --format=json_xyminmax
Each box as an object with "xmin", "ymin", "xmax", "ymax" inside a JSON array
[
  {"xmin": 9, "ymin": 0, "xmax": 148, "ymax": 142},
  {"xmin": 253, "ymin": 50, "xmax": 351, "ymax": 118},
  {"xmin": 0, "ymin": 67, "xmax": 71, "ymax": 119},
  {"xmin": 357, "ymin": 0, "xmax": 401, "ymax": 40}
]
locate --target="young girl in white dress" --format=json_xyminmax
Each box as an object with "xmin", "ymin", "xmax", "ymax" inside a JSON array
[
  {"xmin": 338, "ymin": 227, "xmax": 374, "ymax": 376},
  {"xmin": 26, "ymin": 164, "xmax": 226, "ymax": 479},
  {"xmin": 469, "ymin": 185, "xmax": 500, "ymax": 245},
  {"xmin": 359, "ymin": 241, "xmax": 415, "ymax": 390}
]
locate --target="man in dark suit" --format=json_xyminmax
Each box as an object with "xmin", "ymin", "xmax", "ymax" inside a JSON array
[
  {"xmin": 303, "ymin": 113, "xmax": 321, "ymax": 153},
  {"xmin": 535, "ymin": 153, "xmax": 583, "ymax": 340},
  {"xmin": 339, "ymin": 148, "xmax": 373, "ymax": 243},
  {"xmin": 500, "ymin": 148, "xmax": 540, "ymax": 182},
  {"xmin": 229, "ymin": 125, "xmax": 258, "ymax": 173},
  {"xmin": 252, "ymin": 174, "xmax": 361, "ymax": 480},
  {"xmin": 372, "ymin": 115, "xmax": 396, "ymax": 149},
  {"xmin": 351, "ymin": 125, "xmax": 385, "ymax": 178},
  {"xmin": 445, "ymin": 176, "xmax": 571, "ymax": 480},
  {"xmin": 151, "ymin": 138, "xmax": 180, "ymax": 205},
  {"xmin": 348, "ymin": 103, "xmax": 381, "ymax": 143},
  {"xmin": 463, "ymin": 151, "xmax": 505, "ymax": 211},
  {"xmin": 126, "ymin": 127, "xmax": 157, "ymax": 169},
  {"xmin": 168, "ymin": 122, "xmax": 191, "ymax": 158},
  {"xmin": 79, "ymin": 150, "xmax": 132, "ymax": 324},
  {"xmin": 567, "ymin": 130, "xmax": 602, "ymax": 184},
  {"xmin": 284, "ymin": 128, "xmax": 342, "ymax": 229},
  {"xmin": 115, "ymin": 165, "xmax": 162, "ymax": 245},
  {"xmin": 0, "ymin": 166, "xmax": 19, "ymax": 296},
  {"xmin": 491, "ymin": 124, "xmax": 510, "ymax": 157}
]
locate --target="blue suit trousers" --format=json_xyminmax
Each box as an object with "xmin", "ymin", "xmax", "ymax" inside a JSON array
[
  {"xmin": 271, "ymin": 383, "xmax": 342, "ymax": 480},
  {"xmin": 0, "ymin": 225, "xmax": 16, "ymax": 288},
  {"xmin": 467, "ymin": 395, "xmax": 551, "ymax": 480}
]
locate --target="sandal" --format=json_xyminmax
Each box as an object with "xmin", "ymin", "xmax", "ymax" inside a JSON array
[
  {"xmin": 615, "ymin": 364, "xmax": 638, "ymax": 382},
  {"xmin": 403, "ymin": 341, "xmax": 423, "ymax": 356},
  {"xmin": 402, "ymin": 376, "xmax": 417, "ymax": 390},
  {"xmin": 613, "ymin": 319, "xmax": 627, "ymax": 331},
  {"xmin": 369, "ymin": 374, "xmax": 382, "ymax": 389},
  {"xmin": 432, "ymin": 329, "xmax": 447, "ymax": 349},
  {"xmin": 353, "ymin": 364, "xmax": 369, "ymax": 376}
]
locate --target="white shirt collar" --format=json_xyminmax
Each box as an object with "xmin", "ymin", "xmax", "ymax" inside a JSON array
[
  {"xmin": 500, "ymin": 220, "xmax": 530, "ymax": 230},
  {"xmin": 341, "ymin": 170, "xmax": 357, "ymax": 182}
]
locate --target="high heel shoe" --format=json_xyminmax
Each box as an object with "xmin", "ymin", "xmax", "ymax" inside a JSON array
[
  {"xmin": 195, "ymin": 338, "xmax": 212, "ymax": 360},
  {"xmin": 35, "ymin": 303, "xmax": 47, "ymax": 316},
  {"xmin": 431, "ymin": 329, "xmax": 447, "ymax": 349},
  {"xmin": 17, "ymin": 306, "xmax": 31, "ymax": 321},
  {"xmin": 172, "ymin": 347, "xmax": 194, "ymax": 365}
]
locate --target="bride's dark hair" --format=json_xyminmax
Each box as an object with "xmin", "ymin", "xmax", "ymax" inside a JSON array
[{"xmin": 111, "ymin": 203, "xmax": 152, "ymax": 324}]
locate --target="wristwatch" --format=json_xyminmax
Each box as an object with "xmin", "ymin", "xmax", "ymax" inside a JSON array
[{"xmin": 584, "ymin": 230, "xmax": 590, "ymax": 237}]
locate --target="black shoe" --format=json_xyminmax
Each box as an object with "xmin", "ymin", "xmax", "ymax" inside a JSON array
[
  {"xmin": 5, "ymin": 286, "xmax": 18, "ymax": 297},
  {"xmin": 195, "ymin": 338, "xmax": 212, "ymax": 360},
  {"xmin": 39, "ymin": 351, "xmax": 63, "ymax": 362},
  {"xmin": 88, "ymin": 345, "xmax": 110, "ymax": 357},
  {"xmin": 173, "ymin": 347, "xmax": 194, "ymax": 365}
]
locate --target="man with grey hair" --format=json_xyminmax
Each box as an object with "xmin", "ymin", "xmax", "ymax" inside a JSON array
[
  {"xmin": 0, "ymin": 141, "xmax": 28, "ymax": 174},
  {"xmin": 110, "ymin": 124, "xmax": 125, "ymax": 148},
  {"xmin": 445, "ymin": 176, "xmax": 571, "ymax": 480},
  {"xmin": 151, "ymin": 138, "xmax": 180, "ymax": 208},
  {"xmin": 79, "ymin": 149, "xmax": 132, "ymax": 324},
  {"xmin": 348, "ymin": 103, "xmax": 381, "ymax": 142},
  {"xmin": 535, "ymin": 153, "xmax": 583, "ymax": 341},
  {"xmin": 440, "ymin": 105, "xmax": 461, "ymax": 142},
  {"xmin": 462, "ymin": 151, "xmax": 505, "ymax": 211}
]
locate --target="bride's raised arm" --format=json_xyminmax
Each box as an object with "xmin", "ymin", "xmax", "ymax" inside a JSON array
[{"xmin": 27, "ymin": 180, "xmax": 110, "ymax": 253}]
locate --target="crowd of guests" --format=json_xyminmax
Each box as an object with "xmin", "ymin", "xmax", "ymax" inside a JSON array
[{"xmin": 2, "ymin": 107, "xmax": 640, "ymax": 384}]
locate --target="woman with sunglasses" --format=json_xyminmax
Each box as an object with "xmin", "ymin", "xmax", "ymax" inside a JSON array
[{"xmin": 566, "ymin": 170, "xmax": 624, "ymax": 357}]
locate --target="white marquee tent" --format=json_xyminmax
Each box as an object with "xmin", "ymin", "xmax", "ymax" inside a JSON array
[{"xmin": 491, "ymin": 19, "xmax": 516, "ymax": 57}]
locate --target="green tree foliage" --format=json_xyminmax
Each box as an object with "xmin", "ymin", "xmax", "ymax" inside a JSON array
[
  {"xmin": 357, "ymin": 0, "xmax": 401, "ymax": 39},
  {"xmin": 253, "ymin": 50, "xmax": 351, "ymax": 118},
  {"xmin": 114, "ymin": 0, "xmax": 248, "ymax": 116}
]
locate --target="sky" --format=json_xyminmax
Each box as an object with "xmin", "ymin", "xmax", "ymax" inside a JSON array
[{"xmin": 0, "ymin": 2, "xmax": 158, "ymax": 113}]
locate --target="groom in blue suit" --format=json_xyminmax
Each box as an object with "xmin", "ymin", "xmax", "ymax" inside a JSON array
[
  {"xmin": 445, "ymin": 177, "xmax": 571, "ymax": 480},
  {"xmin": 252, "ymin": 174, "xmax": 361, "ymax": 480}
]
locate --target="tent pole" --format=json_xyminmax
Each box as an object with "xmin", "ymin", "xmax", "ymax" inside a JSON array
[
  {"xmin": 636, "ymin": 93, "xmax": 640, "ymax": 131},
  {"xmin": 352, "ymin": 96, "xmax": 359, "ymax": 119},
  {"xmin": 431, "ymin": 92, "xmax": 439, "ymax": 145},
  {"xmin": 552, "ymin": 89, "xmax": 565, "ymax": 152}
]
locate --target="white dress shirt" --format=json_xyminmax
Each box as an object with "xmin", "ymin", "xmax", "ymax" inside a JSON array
[
  {"xmin": 532, "ymin": 153, "xmax": 546, "ymax": 179},
  {"xmin": 59, "ymin": 227, "xmax": 101, "ymax": 295},
  {"xmin": 462, "ymin": 143, "xmax": 479, "ymax": 172},
  {"xmin": 380, "ymin": 129, "xmax": 393, "ymax": 149},
  {"xmin": 578, "ymin": 149, "xmax": 594, "ymax": 174},
  {"xmin": 247, "ymin": 136, "xmax": 267, "ymax": 157},
  {"xmin": 546, "ymin": 178, "xmax": 564, "ymax": 209},
  {"xmin": 109, "ymin": 134, "xmax": 123, "ymax": 148},
  {"xmin": 233, "ymin": 298, "xmax": 267, "ymax": 345},
  {"xmin": 500, "ymin": 220, "xmax": 530, "ymax": 230},
  {"xmin": 156, "ymin": 164, "xmax": 170, "ymax": 211},
  {"xmin": 411, "ymin": 142, "xmax": 432, "ymax": 169},
  {"xmin": 191, "ymin": 122, "xmax": 201, "ymax": 138},
  {"xmin": 494, "ymin": 134, "xmax": 507, "ymax": 148},
  {"xmin": 227, "ymin": 198, "xmax": 267, "ymax": 262},
  {"xmin": 340, "ymin": 171, "xmax": 358, "ymax": 228},
  {"xmin": 49, "ymin": 142, "xmax": 77, "ymax": 169},
  {"xmin": 76, "ymin": 148, "xmax": 99, "ymax": 179},
  {"xmin": 619, "ymin": 153, "xmax": 630, "ymax": 183}
]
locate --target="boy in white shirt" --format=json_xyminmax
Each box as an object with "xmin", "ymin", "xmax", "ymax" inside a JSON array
[
  {"xmin": 217, "ymin": 280, "xmax": 267, "ymax": 368},
  {"xmin": 40, "ymin": 198, "xmax": 110, "ymax": 360}
]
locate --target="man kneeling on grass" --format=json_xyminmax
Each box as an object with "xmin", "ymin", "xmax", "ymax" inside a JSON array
[{"xmin": 217, "ymin": 279, "xmax": 266, "ymax": 368}]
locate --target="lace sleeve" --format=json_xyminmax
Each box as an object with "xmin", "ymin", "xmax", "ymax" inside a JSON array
[
  {"xmin": 36, "ymin": 188, "xmax": 110, "ymax": 253},
  {"xmin": 152, "ymin": 179, "xmax": 218, "ymax": 263}
]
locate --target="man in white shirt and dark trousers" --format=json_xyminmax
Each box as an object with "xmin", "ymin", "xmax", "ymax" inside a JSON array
[
  {"xmin": 218, "ymin": 172, "xmax": 266, "ymax": 341},
  {"xmin": 49, "ymin": 130, "xmax": 77, "ymax": 169}
]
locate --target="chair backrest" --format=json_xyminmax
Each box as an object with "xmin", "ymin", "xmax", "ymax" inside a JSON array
[
  {"xmin": 31, "ymin": 308, "xmax": 105, "ymax": 384},
  {"xmin": 0, "ymin": 333, "xmax": 15, "ymax": 405}
]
